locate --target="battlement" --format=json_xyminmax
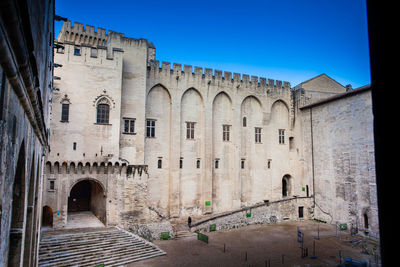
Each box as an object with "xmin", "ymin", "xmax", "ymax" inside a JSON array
[
  {"xmin": 56, "ymin": 20, "xmax": 155, "ymax": 53},
  {"xmin": 147, "ymin": 60, "xmax": 291, "ymax": 90},
  {"xmin": 57, "ymin": 21, "xmax": 109, "ymax": 46}
]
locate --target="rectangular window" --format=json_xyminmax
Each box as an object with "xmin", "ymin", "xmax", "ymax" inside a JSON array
[
  {"xmin": 180, "ymin": 158, "xmax": 183, "ymax": 169},
  {"xmin": 241, "ymin": 159, "xmax": 245, "ymax": 169},
  {"xmin": 186, "ymin": 122, "xmax": 195, "ymax": 139},
  {"xmin": 157, "ymin": 158, "xmax": 162, "ymax": 169},
  {"xmin": 215, "ymin": 159, "xmax": 219, "ymax": 169},
  {"xmin": 90, "ymin": 48, "xmax": 98, "ymax": 57},
  {"xmin": 255, "ymin": 127, "xmax": 262, "ymax": 143},
  {"xmin": 298, "ymin": 206, "xmax": 304, "ymax": 218},
  {"xmin": 49, "ymin": 180, "xmax": 55, "ymax": 190},
  {"xmin": 61, "ymin": 103, "xmax": 69, "ymax": 122},
  {"xmin": 146, "ymin": 119, "xmax": 156, "ymax": 138},
  {"xmin": 222, "ymin": 125, "xmax": 230, "ymax": 141},
  {"xmin": 279, "ymin": 129, "xmax": 285, "ymax": 144},
  {"xmin": 123, "ymin": 118, "xmax": 135, "ymax": 134},
  {"xmin": 74, "ymin": 47, "xmax": 81, "ymax": 55}
]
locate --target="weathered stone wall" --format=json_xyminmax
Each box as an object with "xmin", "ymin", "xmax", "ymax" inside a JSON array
[
  {"xmin": 300, "ymin": 88, "xmax": 378, "ymax": 238},
  {"xmin": 191, "ymin": 197, "xmax": 313, "ymax": 233},
  {"xmin": 0, "ymin": 0, "xmax": 54, "ymax": 265}
]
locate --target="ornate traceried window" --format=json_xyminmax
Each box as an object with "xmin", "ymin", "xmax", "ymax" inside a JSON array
[
  {"xmin": 97, "ymin": 103, "xmax": 109, "ymax": 124},
  {"xmin": 94, "ymin": 93, "xmax": 114, "ymax": 125}
]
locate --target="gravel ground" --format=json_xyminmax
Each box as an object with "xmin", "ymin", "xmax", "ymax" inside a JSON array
[{"xmin": 128, "ymin": 220, "xmax": 380, "ymax": 267}]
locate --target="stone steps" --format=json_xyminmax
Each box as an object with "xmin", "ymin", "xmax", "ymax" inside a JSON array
[
  {"xmin": 39, "ymin": 226, "xmax": 166, "ymax": 266},
  {"xmin": 175, "ymin": 230, "xmax": 197, "ymax": 239}
]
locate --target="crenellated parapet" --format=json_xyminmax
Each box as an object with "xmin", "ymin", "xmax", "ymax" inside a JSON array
[
  {"xmin": 57, "ymin": 21, "xmax": 108, "ymax": 46},
  {"xmin": 45, "ymin": 161, "xmax": 148, "ymax": 178},
  {"xmin": 147, "ymin": 60, "xmax": 291, "ymax": 93}
]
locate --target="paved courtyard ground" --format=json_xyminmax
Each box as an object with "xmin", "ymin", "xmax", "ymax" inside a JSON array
[{"xmin": 128, "ymin": 220, "xmax": 380, "ymax": 267}]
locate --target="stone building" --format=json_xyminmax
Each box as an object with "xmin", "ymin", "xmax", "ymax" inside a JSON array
[
  {"xmin": 0, "ymin": 0, "xmax": 54, "ymax": 266},
  {"xmin": 43, "ymin": 21, "xmax": 378, "ymax": 239}
]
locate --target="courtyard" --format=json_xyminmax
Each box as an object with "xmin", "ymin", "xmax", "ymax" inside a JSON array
[{"xmin": 129, "ymin": 220, "xmax": 379, "ymax": 267}]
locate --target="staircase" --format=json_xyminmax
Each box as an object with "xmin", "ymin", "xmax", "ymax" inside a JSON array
[
  {"xmin": 175, "ymin": 230, "xmax": 197, "ymax": 239},
  {"xmin": 39, "ymin": 227, "xmax": 166, "ymax": 266}
]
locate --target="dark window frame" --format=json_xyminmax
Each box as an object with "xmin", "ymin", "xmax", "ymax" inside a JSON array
[
  {"xmin": 279, "ymin": 129, "xmax": 285, "ymax": 144},
  {"xmin": 255, "ymin": 127, "xmax": 262, "ymax": 143},
  {"xmin": 146, "ymin": 119, "xmax": 156, "ymax": 138},
  {"xmin": 61, "ymin": 103, "xmax": 69, "ymax": 122},
  {"xmin": 222, "ymin": 125, "xmax": 230, "ymax": 141},
  {"xmin": 96, "ymin": 103, "xmax": 110, "ymax": 124},
  {"xmin": 123, "ymin": 118, "xmax": 136, "ymax": 134},
  {"xmin": 186, "ymin": 122, "xmax": 195, "ymax": 139}
]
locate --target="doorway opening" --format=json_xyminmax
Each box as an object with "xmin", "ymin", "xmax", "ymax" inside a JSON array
[
  {"xmin": 42, "ymin": 206, "xmax": 53, "ymax": 228},
  {"xmin": 282, "ymin": 175, "xmax": 292, "ymax": 197},
  {"xmin": 67, "ymin": 179, "xmax": 106, "ymax": 228},
  {"xmin": 298, "ymin": 206, "xmax": 304, "ymax": 218}
]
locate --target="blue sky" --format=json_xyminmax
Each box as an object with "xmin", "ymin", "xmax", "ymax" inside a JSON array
[{"xmin": 55, "ymin": 0, "xmax": 370, "ymax": 88}]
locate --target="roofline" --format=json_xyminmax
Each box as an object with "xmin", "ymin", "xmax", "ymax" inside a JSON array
[
  {"xmin": 300, "ymin": 84, "xmax": 371, "ymax": 110},
  {"xmin": 294, "ymin": 73, "xmax": 346, "ymax": 89}
]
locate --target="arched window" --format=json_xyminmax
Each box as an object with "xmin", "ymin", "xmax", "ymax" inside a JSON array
[{"xmin": 97, "ymin": 103, "xmax": 110, "ymax": 124}]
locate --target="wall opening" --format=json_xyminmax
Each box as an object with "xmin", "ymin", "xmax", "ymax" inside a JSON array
[
  {"xmin": 282, "ymin": 175, "xmax": 291, "ymax": 197},
  {"xmin": 68, "ymin": 179, "xmax": 106, "ymax": 225},
  {"xmin": 364, "ymin": 213, "xmax": 369, "ymax": 229},
  {"xmin": 42, "ymin": 206, "xmax": 53, "ymax": 227},
  {"xmin": 298, "ymin": 206, "xmax": 304, "ymax": 218}
]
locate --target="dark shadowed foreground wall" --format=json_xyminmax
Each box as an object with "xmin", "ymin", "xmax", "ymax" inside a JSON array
[{"xmin": 0, "ymin": 0, "xmax": 54, "ymax": 266}]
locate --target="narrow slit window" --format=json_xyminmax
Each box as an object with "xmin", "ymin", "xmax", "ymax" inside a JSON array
[
  {"xmin": 255, "ymin": 127, "xmax": 262, "ymax": 143},
  {"xmin": 157, "ymin": 159, "xmax": 162, "ymax": 169}
]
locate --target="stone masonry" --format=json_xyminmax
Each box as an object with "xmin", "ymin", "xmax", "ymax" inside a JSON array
[{"xmin": 42, "ymin": 21, "xmax": 378, "ymax": 240}]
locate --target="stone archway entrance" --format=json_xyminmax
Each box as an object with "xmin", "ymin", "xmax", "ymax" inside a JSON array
[{"xmin": 67, "ymin": 179, "xmax": 106, "ymax": 228}]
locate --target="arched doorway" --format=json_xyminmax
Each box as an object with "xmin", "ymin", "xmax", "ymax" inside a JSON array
[
  {"xmin": 42, "ymin": 206, "xmax": 53, "ymax": 227},
  {"xmin": 282, "ymin": 175, "xmax": 291, "ymax": 197},
  {"xmin": 68, "ymin": 179, "xmax": 106, "ymax": 226}
]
